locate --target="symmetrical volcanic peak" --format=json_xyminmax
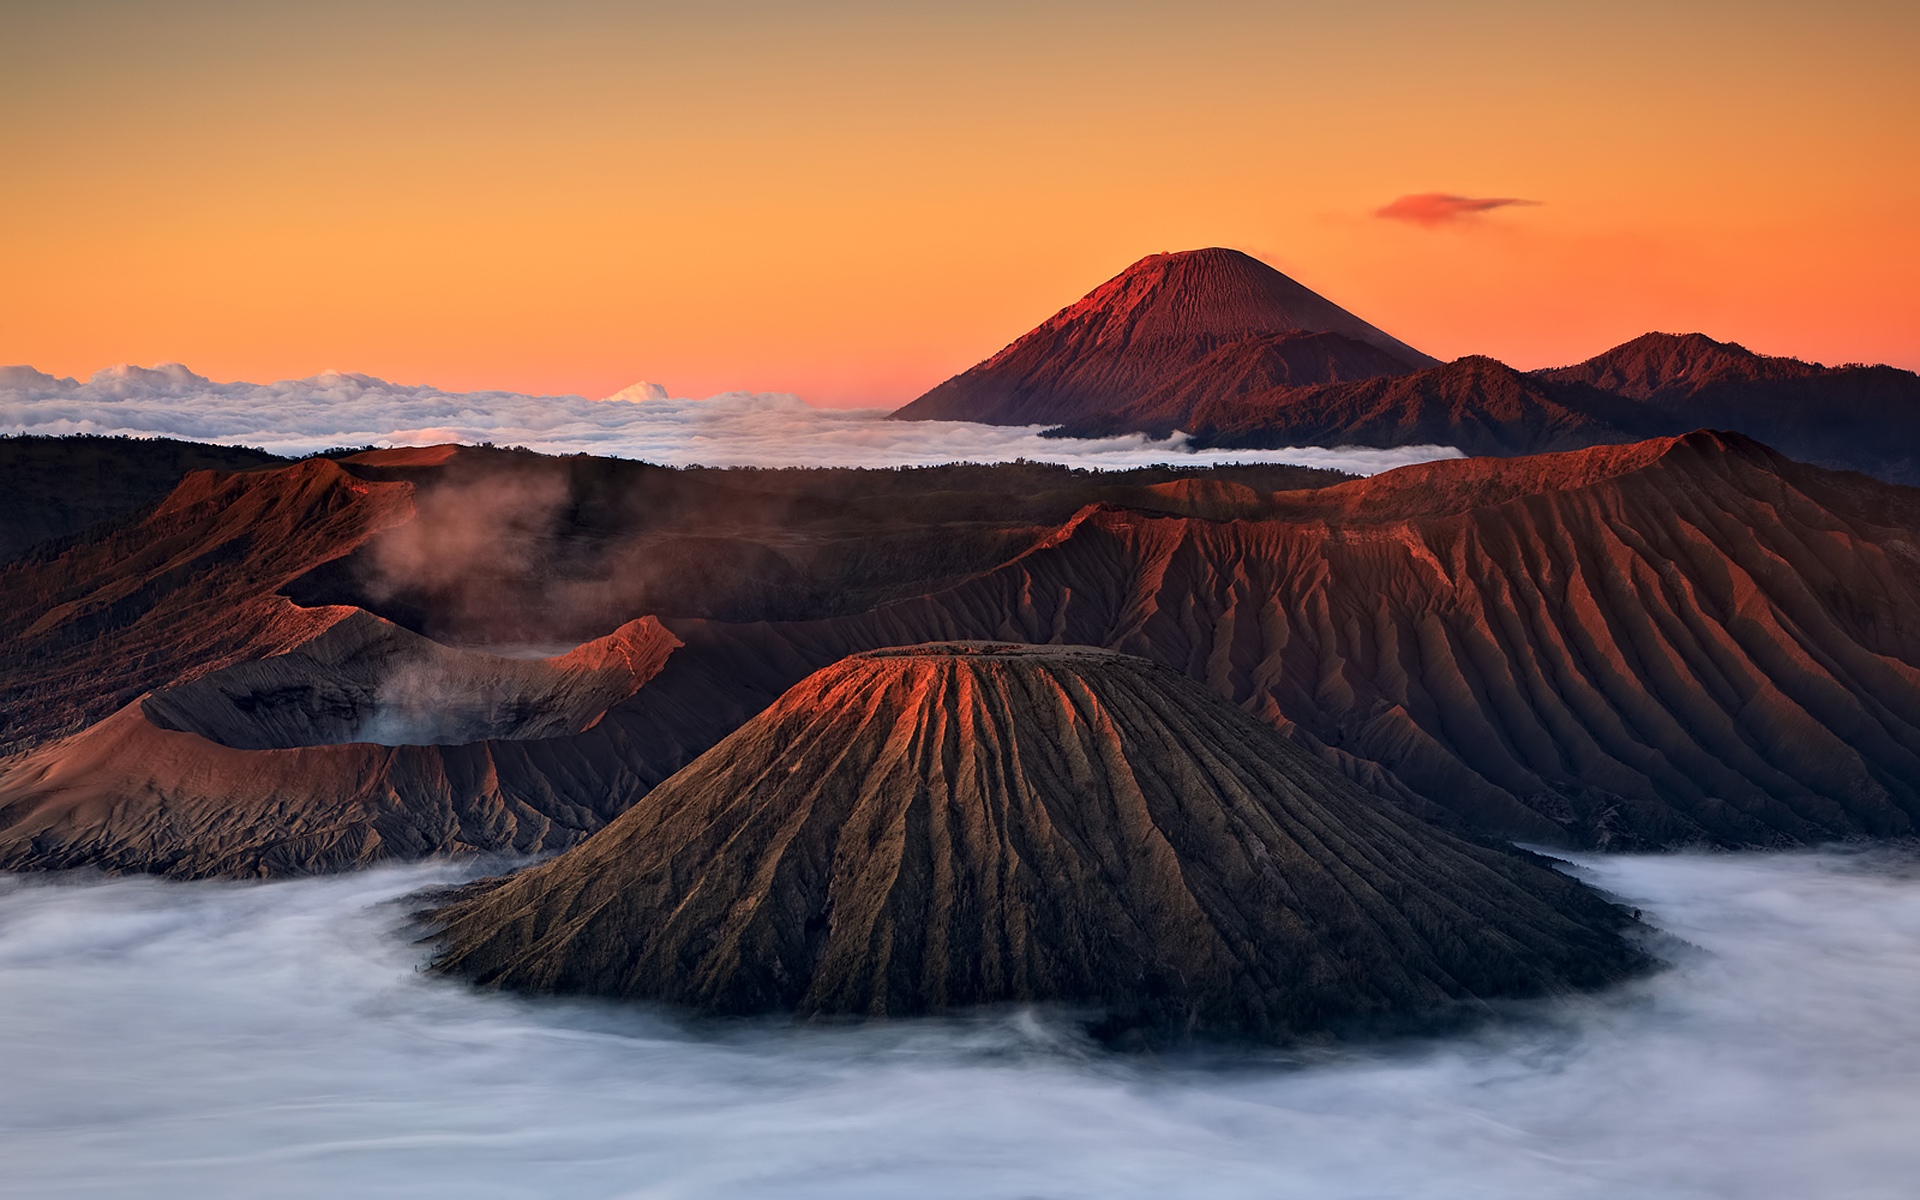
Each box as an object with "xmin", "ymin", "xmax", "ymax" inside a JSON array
[
  {"xmin": 889, "ymin": 248, "xmax": 1437, "ymax": 425},
  {"xmin": 426, "ymin": 642, "xmax": 1646, "ymax": 1042}
]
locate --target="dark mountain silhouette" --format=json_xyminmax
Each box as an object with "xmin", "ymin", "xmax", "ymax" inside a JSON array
[
  {"xmin": 905, "ymin": 252, "xmax": 1916, "ymax": 487},
  {"xmin": 0, "ymin": 434, "xmax": 284, "ymax": 563},
  {"xmin": 6, "ymin": 431, "xmax": 1920, "ymax": 875},
  {"xmin": 1541, "ymin": 332, "xmax": 1920, "ymax": 484},
  {"xmin": 425, "ymin": 643, "xmax": 1647, "ymax": 1043},
  {"xmin": 1067, "ymin": 355, "xmax": 1678, "ymax": 455},
  {"xmin": 889, "ymin": 248, "xmax": 1435, "ymax": 426}
]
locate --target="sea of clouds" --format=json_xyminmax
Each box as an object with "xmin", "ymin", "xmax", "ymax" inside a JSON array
[
  {"xmin": 2, "ymin": 849, "xmax": 1917, "ymax": 1199},
  {"xmin": 0, "ymin": 363, "xmax": 1463, "ymax": 473}
]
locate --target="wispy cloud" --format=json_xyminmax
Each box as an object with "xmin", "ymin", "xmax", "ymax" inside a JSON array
[
  {"xmin": 0, "ymin": 363, "xmax": 1463, "ymax": 476},
  {"xmin": 1376, "ymin": 192, "xmax": 1541, "ymax": 228}
]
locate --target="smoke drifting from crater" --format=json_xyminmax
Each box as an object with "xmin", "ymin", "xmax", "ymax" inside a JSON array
[{"xmin": 2, "ymin": 850, "xmax": 1916, "ymax": 1198}]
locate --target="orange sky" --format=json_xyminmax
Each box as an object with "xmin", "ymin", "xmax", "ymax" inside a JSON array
[{"xmin": 4, "ymin": 0, "xmax": 1916, "ymax": 407}]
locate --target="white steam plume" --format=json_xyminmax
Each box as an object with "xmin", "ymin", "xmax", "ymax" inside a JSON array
[
  {"xmin": 0, "ymin": 363, "xmax": 1463, "ymax": 474},
  {"xmin": 1, "ymin": 850, "xmax": 1917, "ymax": 1197}
]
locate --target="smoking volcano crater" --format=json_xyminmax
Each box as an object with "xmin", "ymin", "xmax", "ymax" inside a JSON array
[
  {"xmin": 426, "ymin": 642, "xmax": 1651, "ymax": 1044},
  {"xmin": 141, "ymin": 612, "xmax": 659, "ymax": 748}
]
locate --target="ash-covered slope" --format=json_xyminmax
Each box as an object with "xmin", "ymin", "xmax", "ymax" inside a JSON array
[
  {"xmin": 8, "ymin": 430, "xmax": 1920, "ymax": 875},
  {"xmin": 890, "ymin": 249, "xmax": 1435, "ymax": 426},
  {"xmin": 0, "ymin": 614, "xmax": 682, "ymax": 878},
  {"xmin": 1541, "ymin": 332, "xmax": 1920, "ymax": 484},
  {"xmin": 620, "ymin": 431, "xmax": 1920, "ymax": 849},
  {"xmin": 427, "ymin": 644, "xmax": 1646, "ymax": 1041},
  {"xmin": 0, "ymin": 457, "xmax": 413, "ymax": 754}
]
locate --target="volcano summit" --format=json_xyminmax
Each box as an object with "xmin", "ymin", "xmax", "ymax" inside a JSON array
[
  {"xmin": 426, "ymin": 643, "xmax": 1647, "ymax": 1043},
  {"xmin": 889, "ymin": 248, "xmax": 1437, "ymax": 426}
]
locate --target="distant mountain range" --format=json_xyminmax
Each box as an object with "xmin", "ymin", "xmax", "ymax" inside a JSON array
[{"xmin": 894, "ymin": 249, "xmax": 1920, "ymax": 484}]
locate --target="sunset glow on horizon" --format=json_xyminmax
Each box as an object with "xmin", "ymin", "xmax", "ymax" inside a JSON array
[{"xmin": 5, "ymin": 0, "xmax": 1916, "ymax": 406}]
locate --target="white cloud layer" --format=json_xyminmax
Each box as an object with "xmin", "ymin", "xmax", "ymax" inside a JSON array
[
  {"xmin": 0, "ymin": 363, "xmax": 1464, "ymax": 474},
  {"xmin": 1, "ymin": 849, "xmax": 1917, "ymax": 1198}
]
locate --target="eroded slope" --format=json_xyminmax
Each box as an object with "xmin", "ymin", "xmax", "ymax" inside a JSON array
[{"xmin": 427, "ymin": 644, "xmax": 1646, "ymax": 1041}]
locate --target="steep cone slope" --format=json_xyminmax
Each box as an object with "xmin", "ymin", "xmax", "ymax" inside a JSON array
[
  {"xmin": 1541, "ymin": 332, "xmax": 1920, "ymax": 485},
  {"xmin": 890, "ymin": 249, "xmax": 1435, "ymax": 426},
  {"xmin": 427, "ymin": 644, "xmax": 1646, "ymax": 1041}
]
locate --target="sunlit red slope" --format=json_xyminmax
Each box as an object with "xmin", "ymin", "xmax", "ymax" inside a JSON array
[
  {"xmin": 889, "ymin": 248, "xmax": 1434, "ymax": 425},
  {"xmin": 6, "ymin": 431, "xmax": 1920, "ymax": 876},
  {"xmin": 638, "ymin": 431, "xmax": 1920, "ymax": 848},
  {"xmin": 0, "ymin": 457, "xmax": 409, "ymax": 752},
  {"xmin": 427, "ymin": 643, "xmax": 1646, "ymax": 1042}
]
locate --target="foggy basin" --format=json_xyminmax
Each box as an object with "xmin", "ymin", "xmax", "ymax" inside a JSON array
[{"xmin": 1, "ymin": 850, "xmax": 1917, "ymax": 1199}]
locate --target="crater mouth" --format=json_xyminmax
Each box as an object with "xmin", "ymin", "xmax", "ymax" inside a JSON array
[{"xmin": 140, "ymin": 613, "xmax": 668, "ymax": 750}]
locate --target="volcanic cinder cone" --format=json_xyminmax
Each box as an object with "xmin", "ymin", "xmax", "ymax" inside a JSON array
[
  {"xmin": 889, "ymin": 248, "xmax": 1437, "ymax": 426},
  {"xmin": 427, "ymin": 643, "xmax": 1647, "ymax": 1042}
]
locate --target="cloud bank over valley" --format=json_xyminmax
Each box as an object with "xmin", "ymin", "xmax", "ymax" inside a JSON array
[
  {"xmin": 2, "ymin": 851, "xmax": 1917, "ymax": 1198},
  {"xmin": 0, "ymin": 363, "xmax": 1462, "ymax": 474}
]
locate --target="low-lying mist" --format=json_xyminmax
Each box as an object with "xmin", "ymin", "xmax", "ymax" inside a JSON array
[
  {"xmin": 0, "ymin": 363, "xmax": 1462, "ymax": 473},
  {"xmin": 2, "ymin": 851, "xmax": 1916, "ymax": 1198}
]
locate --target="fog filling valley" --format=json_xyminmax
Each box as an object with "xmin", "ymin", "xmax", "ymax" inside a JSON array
[
  {"xmin": 2, "ymin": 851, "xmax": 1917, "ymax": 1199},
  {"xmin": 0, "ymin": 363, "xmax": 1461, "ymax": 474}
]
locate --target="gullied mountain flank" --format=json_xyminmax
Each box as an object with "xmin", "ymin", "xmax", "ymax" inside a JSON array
[
  {"xmin": 7, "ymin": 430, "xmax": 1920, "ymax": 875},
  {"xmin": 426, "ymin": 643, "xmax": 1647, "ymax": 1042},
  {"xmin": 594, "ymin": 431, "xmax": 1920, "ymax": 849},
  {"xmin": 890, "ymin": 249, "xmax": 1435, "ymax": 426},
  {"xmin": 1542, "ymin": 332, "xmax": 1920, "ymax": 485}
]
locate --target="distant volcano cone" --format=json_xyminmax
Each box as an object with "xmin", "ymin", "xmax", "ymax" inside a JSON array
[
  {"xmin": 889, "ymin": 248, "xmax": 1437, "ymax": 425},
  {"xmin": 427, "ymin": 643, "xmax": 1647, "ymax": 1041}
]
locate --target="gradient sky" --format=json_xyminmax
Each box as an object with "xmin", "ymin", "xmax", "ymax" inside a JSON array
[{"xmin": 5, "ymin": 0, "xmax": 1916, "ymax": 406}]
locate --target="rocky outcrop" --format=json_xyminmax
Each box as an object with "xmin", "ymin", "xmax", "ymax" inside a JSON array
[
  {"xmin": 426, "ymin": 644, "xmax": 1647, "ymax": 1042},
  {"xmin": 889, "ymin": 249, "xmax": 1434, "ymax": 426}
]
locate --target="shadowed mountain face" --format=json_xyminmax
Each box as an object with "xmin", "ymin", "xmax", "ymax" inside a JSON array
[
  {"xmin": 0, "ymin": 435, "xmax": 285, "ymax": 564},
  {"xmin": 889, "ymin": 249, "xmax": 1435, "ymax": 426},
  {"xmin": 1069, "ymin": 355, "xmax": 1677, "ymax": 455},
  {"xmin": 0, "ymin": 447, "xmax": 1344, "ymax": 757},
  {"xmin": 6, "ymin": 430, "xmax": 1920, "ymax": 876},
  {"xmin": 426, "ymin": 643, "xmax": 1647, "ymax": 1043},
  {"xmin": 1541, "ymin": 332, "xmax": 1920, "ymax": 485}
]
